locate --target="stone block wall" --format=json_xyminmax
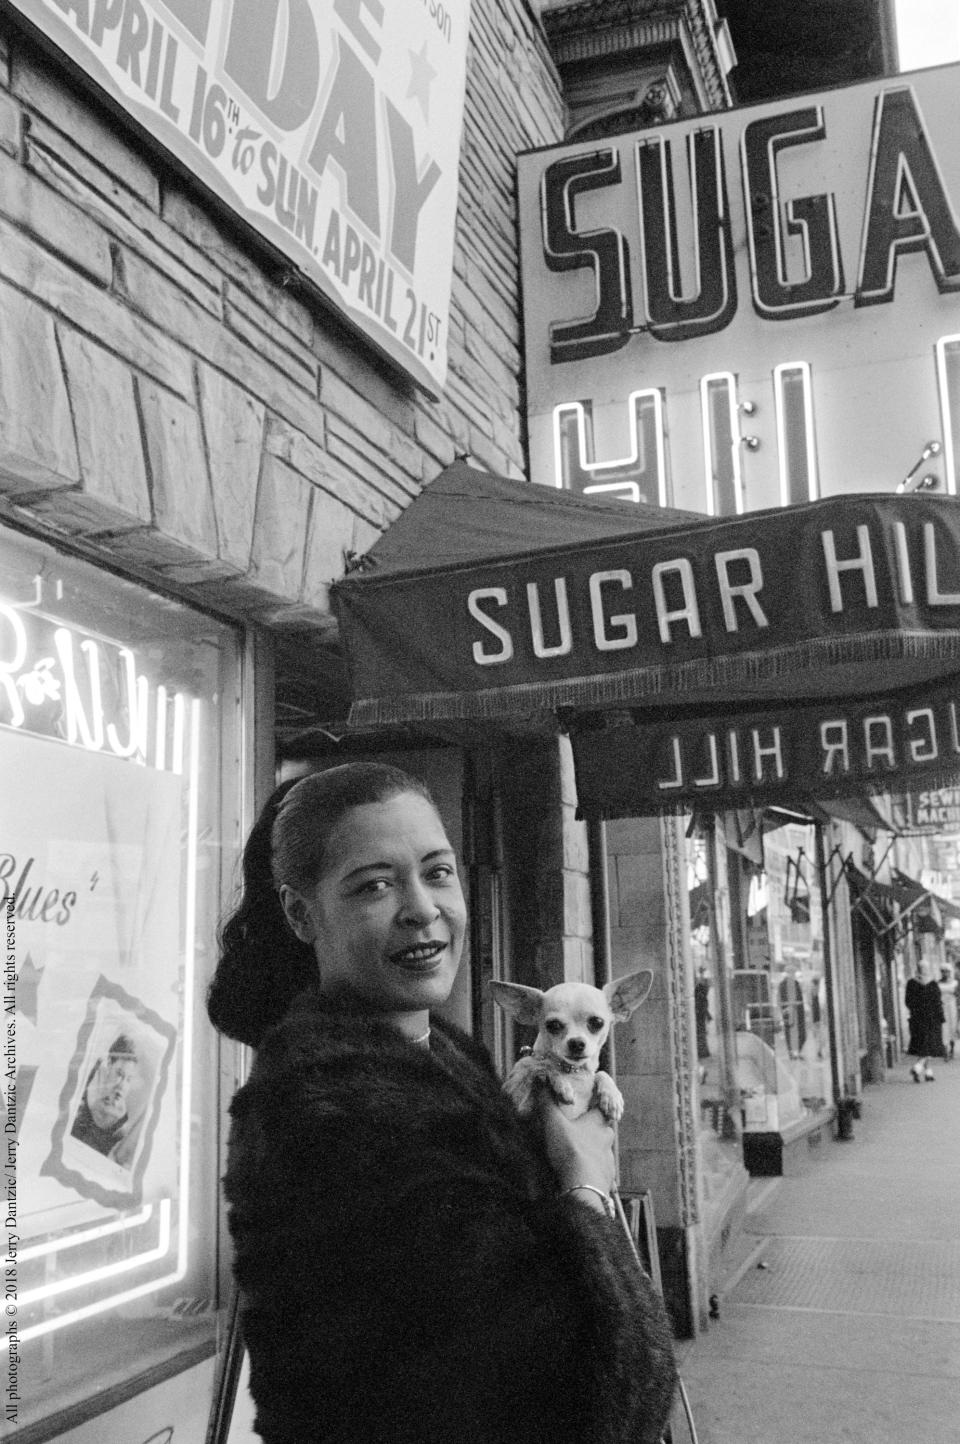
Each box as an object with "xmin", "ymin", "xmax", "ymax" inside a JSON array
[
  {"xmin": 558, "ymin": 735, "xmax": 594, "ymax": 982},
  {"xmin": 606, "ymin": 809, "xmax": 704, "ymax": 1333},
  {"xmin": 606, "ymin": 814, "xmax": 688, "ymax": 1227},
  {"xmin": 498, "ymin": 734, "xmax": 595, "ymax": 990},
  {"xmin": 0, "ymin": 4, "xmax": 562, "ymax": 633}
]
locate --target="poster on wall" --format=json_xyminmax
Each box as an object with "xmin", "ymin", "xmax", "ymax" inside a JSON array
[
  {"xmin": 4, "ymin": 726, "xmax": 183, "ymax": 1238},
  {"xmin": 5, "ymin": 0, "xmax": 472, "ymax": 394}
]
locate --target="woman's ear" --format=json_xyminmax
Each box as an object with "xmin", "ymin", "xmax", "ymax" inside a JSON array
[{"xmin": 279, "ymin": 885, "xmax": 315, "ymax": 944}]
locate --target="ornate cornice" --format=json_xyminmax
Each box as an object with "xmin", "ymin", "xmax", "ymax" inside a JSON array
[
  {"xmin": 543, "ymin": 0, "xmax": 678, "ymax": 36},
  {"xmin": 542, "ymin": 0, "xmax": 732, "ymax": 112},
  {"xmin": 567, "ymin": 73, "xmax": 681, "ymax": 139},
  {"xmin": 550, "ymin": 20, "xmax": 681, "ymax": 65},
  {"xmin": 682, "ymin": 0, "xmax": 730, "ymax": 109},
  {"xmin": 544, "ymin": 0, "xmax": 683, "ymax": 59}
]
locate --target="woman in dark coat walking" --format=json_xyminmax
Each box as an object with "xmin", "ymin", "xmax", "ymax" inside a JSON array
[
  {"xmin": 905, "ymin": 960, "xmax": 945, "ymax": 1081},
  {"xmin": 208, "ymin": 763, "xmax": 677, "ymax": 1444}
]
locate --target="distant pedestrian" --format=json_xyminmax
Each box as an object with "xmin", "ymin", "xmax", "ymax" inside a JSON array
[
  {"xmin": 939, "ymin": 967, "xmax": 958, "ymax": 1060},
  {"xmin": 810, "ymin": 973, "xmax": 825, "ymax": 1059},
  {"xmin": 694, "ymin": 968, "xmax": 712, "ymax": 1059},
  {"xmin": 905, "ymin": 961, "xmax": 945, "ymax": 1081},
  {"xmin": 778, "ymin": 963, "xmax": 807, "ymax": 1059}
]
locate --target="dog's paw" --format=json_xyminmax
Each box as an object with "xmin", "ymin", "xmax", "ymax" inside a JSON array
[
  {"xmin": 503, "ymin": 1055, "xmax": 547, "ymax": 1116},
  {"xmin": 597, "ymin": 1092, "xmax": 624, "ymax": 1122},
  {"xmin": 594, "ymin": 1072, "xmax": 625, "ymax": 1121},
  {"xmin": 551, "ymin": 1077, "xmax": 577, "ymax": 1106}
]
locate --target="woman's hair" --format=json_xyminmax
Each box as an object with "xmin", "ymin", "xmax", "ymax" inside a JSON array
[{"xmin": 207, "ymin": 762, "xmax": 436, "ymax": 1047}]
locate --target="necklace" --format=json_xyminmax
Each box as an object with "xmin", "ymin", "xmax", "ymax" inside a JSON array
[{"xmin": 412, "ymin": 1027, "xmax": 431, "ymax": 1047}]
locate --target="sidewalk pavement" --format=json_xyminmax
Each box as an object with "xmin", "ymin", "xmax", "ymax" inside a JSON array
[{"xmin": 672, "ymin": 1056, "xmax": 960, "ymax": 1444}]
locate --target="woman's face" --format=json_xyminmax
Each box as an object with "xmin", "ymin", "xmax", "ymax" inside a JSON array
[{"xmin": 285, "ymin": 791, "xmax": 466, "ymax": 1021}]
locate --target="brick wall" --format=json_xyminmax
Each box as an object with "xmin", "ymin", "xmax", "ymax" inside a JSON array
[{"xmin": 0, "ymin": 4, "xmax": 562, "ymax": 630}]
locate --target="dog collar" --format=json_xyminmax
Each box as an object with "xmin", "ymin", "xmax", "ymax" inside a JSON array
[{"xmin": 559, "ymin": 1058, "xmax": 590, "ymax": 1074}]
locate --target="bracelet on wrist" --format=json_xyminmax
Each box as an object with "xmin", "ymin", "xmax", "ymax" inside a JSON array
[{"xmin": 561, "ymin": 1184, "xmax": 616, "ymax": 1218}]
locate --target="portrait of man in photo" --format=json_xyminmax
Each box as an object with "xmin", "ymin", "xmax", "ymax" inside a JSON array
[
  {"xmin": 70, "ymin": 1032, "xmax": 144, "ymax": 1168},
  {"xmin": 43, "ymin": 975, "xmax": 178, "ymax": 1209}
]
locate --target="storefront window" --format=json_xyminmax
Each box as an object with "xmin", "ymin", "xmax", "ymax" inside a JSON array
[
  {"xmin": 689, "ymin": 835, "xmax": 717, "ymax": 1067},
  {"xmin": 1, "ymin": 528, "xmax": 243, "ymax": 1433},
  {"xmin": 684, "ymin": 820, "xmax": 744, "ymax": 1212},
  {"xmin": 728, "ymin": 818, "xmax": 833, "ymax": 1135}
]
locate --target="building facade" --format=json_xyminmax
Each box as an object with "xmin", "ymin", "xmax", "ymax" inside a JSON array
[
  {"xmin": 0, "ymin": 4, "xmax": 573, "ymax": 1439},
  {"xmin": 4, "ymin": 2, "xmax": 933, "ymax": 1438}
]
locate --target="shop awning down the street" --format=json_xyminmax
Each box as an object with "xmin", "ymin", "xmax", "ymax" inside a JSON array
[
  {"xmin": 844, "ymin": 860, "xmax": 960, "ymax": 937},
  {"xmin": 332, "ymin": 461, "xmax": 960, "ymax": 816}
]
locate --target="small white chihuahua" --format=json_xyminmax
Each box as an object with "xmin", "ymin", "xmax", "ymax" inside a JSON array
[{"xmin": 490, "ymin": 970, "xmax": 653, "ymax": 1121}]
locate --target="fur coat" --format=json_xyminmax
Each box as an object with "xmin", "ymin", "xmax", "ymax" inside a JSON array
[
  {"xmin": 225, "ymin": 991, "xmax": 677, "ymax": 1444},
  {"xmin": 905, "ymin": 975, "xmax": 945, "ymax": 1057}
]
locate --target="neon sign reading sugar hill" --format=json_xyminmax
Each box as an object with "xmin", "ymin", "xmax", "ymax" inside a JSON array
[
  {"xmin": 518, "ymin": 64, "xmax": 960, "ymax": 509},
  {"xmin": 537, "ymin": 87, "xmax": 959, "ymax": 361}
]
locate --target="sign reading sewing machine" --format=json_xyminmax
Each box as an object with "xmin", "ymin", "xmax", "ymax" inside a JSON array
[{"xmin": 333, "ymin": 466, "xmax": 960, "ymax": 811}]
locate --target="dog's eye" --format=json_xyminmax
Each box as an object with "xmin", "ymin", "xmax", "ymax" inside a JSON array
[
  {"xmin": 587, "ymin": 1017, "xmax": 605, "ymax": 1033},
  {"xmin": 545, "ymin": 1019, "xmax": 565, "ymax": 1036}
]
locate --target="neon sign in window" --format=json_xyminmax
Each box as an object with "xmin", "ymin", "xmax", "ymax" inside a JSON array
[{"xmin": 0, "ymin": 531, "xmax": 242, "ymax": 1432}]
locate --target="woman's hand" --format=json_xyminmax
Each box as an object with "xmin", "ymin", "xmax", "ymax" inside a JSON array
[{"xmin": 537, "ymin": 1096, "xmax": 618, "ymax": 1200}]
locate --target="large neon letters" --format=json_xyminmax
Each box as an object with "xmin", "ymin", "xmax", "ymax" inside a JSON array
[
  {"xmin": 857, "ymin": 87, "xmax": 960, "ymax": 306},
  {"xmin": 637, "ymin": 126, "xmax": 737, "ymax": 339},
  {"xmin": 742, "ymin": 107, "xmax": 844, "ymax": 318},
  {"xmin": 538, "ymin": 85, "xmax": 960, "ymax": 357},
  {"xmin": 541, "ymin": 150, "xmax": 633, "ymax": 362}
]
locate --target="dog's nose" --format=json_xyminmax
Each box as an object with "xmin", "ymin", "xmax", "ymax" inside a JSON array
[{"xmin": 567, "ymin": 1038, "xmax": 586, "ymax": 1057}]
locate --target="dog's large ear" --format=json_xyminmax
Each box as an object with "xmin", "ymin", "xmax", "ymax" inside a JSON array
[
  {"xmin": 489, "ymin": 980, "xmax": 545, "ymax": 1027},
  {"xmin": 604, "ymin": 968, "xmax": 653, "ymax": 1022}
]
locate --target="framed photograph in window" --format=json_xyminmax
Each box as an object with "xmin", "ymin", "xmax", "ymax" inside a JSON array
[{"xmin": 42, "ymin": 976, "xmax": 177, "ymax": 1209}]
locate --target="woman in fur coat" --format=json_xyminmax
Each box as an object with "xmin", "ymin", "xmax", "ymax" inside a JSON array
[{"xmin": 208, "ymin": 762, "xmax": 676, "ymax": 1444}]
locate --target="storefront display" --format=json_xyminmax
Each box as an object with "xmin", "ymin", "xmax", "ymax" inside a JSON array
[
  {"xmin": 688, "ymin": 830, "xmax": 725, "ymax": 1101},
  {"xmin": 725, "ymin": 817, "xmax": 834, "ymax": 1136},
  {"xmin": 688, "ymin": 823, "xmax": 739, "ymax": 1138},
  {"xmin": 0, "ymin": 526, "xmax": 243, "ymax": 1435}
]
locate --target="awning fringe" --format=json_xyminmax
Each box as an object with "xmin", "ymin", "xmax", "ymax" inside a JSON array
[{"xmin": 347, "ymin": 628, "xmax": 960, "ymax": 728}]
